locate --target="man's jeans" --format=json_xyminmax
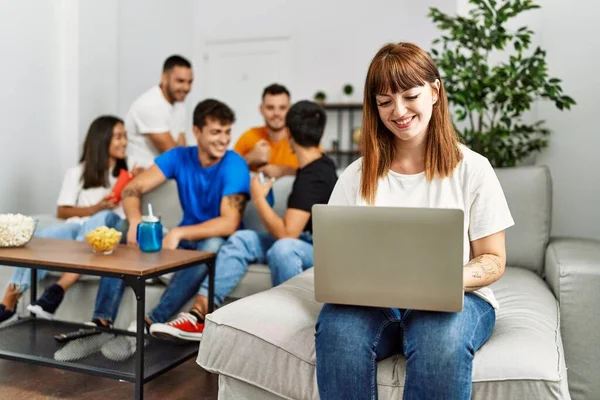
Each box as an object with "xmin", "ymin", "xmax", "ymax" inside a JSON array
[
  {"xmin": 91, "ymin": 237, "xmax": 224, "ymax": 324},
  {"xmin": 197, "ymin": 230, "xmax": 315, "ymax": 306},
  {"xmin": 8, "ymin": 210, "xmax": 116, "ymax": 293},
  {"xmin": 315, "ymin": 293, "xmax": 496, "ymax": 400}
]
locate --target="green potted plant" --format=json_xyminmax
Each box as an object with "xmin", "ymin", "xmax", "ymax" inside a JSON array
[
  {"xmin": 429, "ymin": 0, "xmax": 575, "ymax": 167},
  {"xmin": 314, "ymin": 91, "xmax": 327, "ymax": 105},
  {"xmin": 342, "ymin": 84, "xmax": 354, "ymax": 102}
]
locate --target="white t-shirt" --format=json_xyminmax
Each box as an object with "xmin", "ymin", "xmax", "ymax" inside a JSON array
[
  {"xmin": 328, "ymin": 145, "xmax": 514, "ymax": 309},
  {"xmin": 56, "ymin": 164, "xmax": 126, "ymax": 223},
  {"xmin": 125, "ymin": 85, "xmax": 187, "ymax": 167}
]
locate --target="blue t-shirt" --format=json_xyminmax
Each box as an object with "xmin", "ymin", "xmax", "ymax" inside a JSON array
[{"xmin": 155, "ymin": 147, "xmax": 250, "ymax": 227}]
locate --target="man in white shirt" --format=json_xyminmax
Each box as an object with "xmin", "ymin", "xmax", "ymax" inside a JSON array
[{"xmin": 125, "ymin": 55, "xmax": 193, "ymax": 167}]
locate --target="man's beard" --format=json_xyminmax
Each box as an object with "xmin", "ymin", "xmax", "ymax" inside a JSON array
[
  {"xmin": 165, "ymin": 83, "xmax": 180, "ymax": 103},
  {"xmin": 267, "ymin": 119, "xmax": 285, "ymax": 132}
]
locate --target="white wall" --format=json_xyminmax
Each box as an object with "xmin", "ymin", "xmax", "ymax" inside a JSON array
[
  {"xmin": 536, "ymin": 0, "xmax": 600, "ymax": 240},
  {"xmin": 0, "ymin": 0, "xmax": 123, "ymax": 215},
  {"xmin": 192, "ymin": 0, "xmax": 450, "ymax": 101},
  {"xmin": 190, "ymin": 0, "xmax": 452, "ymax": 147},
  {"xmin": 0, "ymin": 1, "xmax": 64, "ymax": 214},
  {"xmin": 117, "ymin": 0, "xmax": 195, "ymax": 116},
  {"xmin": 113, "ymin": 0, "xmax": 451, "ymax": 150},
  {"xmin": 78, "ymin": 0, "xmax": 120, "ymax": 145},
  {"xmin": 1, "ymin": 0, "xmax": 598, "ymax": 240}
]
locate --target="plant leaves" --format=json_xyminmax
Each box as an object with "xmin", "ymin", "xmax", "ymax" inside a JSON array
[{"xmin": 429, "ymin": 0, "xmax": 575, "ymax": 167}]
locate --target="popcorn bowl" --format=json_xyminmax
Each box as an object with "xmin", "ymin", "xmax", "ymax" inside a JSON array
[
  {"xmin": 0, "ymin": 214, "xmax": 37, "ymax": 248},
  {"xmin": 85, "ymin": 226, "xmax": 122, "ymax": 255}
]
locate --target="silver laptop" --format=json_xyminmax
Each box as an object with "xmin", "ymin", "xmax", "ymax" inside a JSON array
[{"xmin": 312, "ymin": 205, "xmax": 464, "ymax": 312}]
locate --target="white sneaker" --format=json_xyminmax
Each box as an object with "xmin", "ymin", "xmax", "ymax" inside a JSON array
[
  {"xmin": 101, "ymin": 321, "xmax": 146, "ymax": 362},
  {"xmin": 54, "ymin": 333, "xmax": 115, "ymax": 362},
  {"xmin": 26, "ymin": 304, "xmax": 54, "ymax": 320}
]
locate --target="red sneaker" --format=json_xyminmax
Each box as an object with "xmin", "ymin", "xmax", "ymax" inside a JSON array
[{"xmin": 149, "ymin": 312, "xmax": 204, "ymax": 341}]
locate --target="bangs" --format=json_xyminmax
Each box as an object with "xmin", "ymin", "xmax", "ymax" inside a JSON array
[{"xmin": 369, "ymin": 52, "xmax": 428, "ymax": 95}]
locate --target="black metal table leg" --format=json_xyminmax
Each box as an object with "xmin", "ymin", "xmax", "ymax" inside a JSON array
[
  {"xmin": 208, "ymin": 259, "xmax": 215, "ymax": 313},
  {"xmin": 134, "ymin": 277, "xmax": 146, "ymax": 400},
  {"xmin": 30, "ymin": 268, "xmax": 37, "ymax": 317}
]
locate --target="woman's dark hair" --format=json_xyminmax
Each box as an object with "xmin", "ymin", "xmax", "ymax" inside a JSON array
[{"xmin": 79, "ymin": 115, "xmax": 127, "ymax": 189}]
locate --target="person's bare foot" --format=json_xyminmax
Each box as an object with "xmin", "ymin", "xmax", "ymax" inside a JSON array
[{"xmin": 1, "ymin": 284, "xmax": 22, "ymax": 311}]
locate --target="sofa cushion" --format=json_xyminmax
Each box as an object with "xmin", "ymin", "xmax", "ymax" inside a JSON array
[
  {"xmin": 495, "ymin": 166, "xmax": 552, "ymax": 275},
  {"xmin": 198, "ymin": 267, "xmax": 569, "ymax": 400},
  {"xmin": 228, "ymin": 264, "xmax": 272, "ymax": 299}
]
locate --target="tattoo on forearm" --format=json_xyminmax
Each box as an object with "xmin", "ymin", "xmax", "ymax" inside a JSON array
[
  {"xmin": 467, "ymin": 255, "xmax": 504, "ymax": 281},
  {"xmin": 227, "ymin": 194, "xmax": 248, "ymax": 215},
  {"xmin": 122, "ymin": 186, "xmax": 141, "ymax": 199},
  {"xmin": 481, "ymin": 264, "xmax": 497, "ymax": 278}
]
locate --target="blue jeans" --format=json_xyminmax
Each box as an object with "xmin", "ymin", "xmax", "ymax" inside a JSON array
[
  {"xmin": 8, "ymin": 210, "xmax": 117, "ymax": 293},
  {"xmin": 92, "ymin": 237, "xmax": 225, "ymax": 324},
  {"xmin": 198, "ymin": 230, "xmax": 314, "ymax": 306},
  {"xmin": 315, "ymin": 293, "xmax": 496, "ymax": 400}
]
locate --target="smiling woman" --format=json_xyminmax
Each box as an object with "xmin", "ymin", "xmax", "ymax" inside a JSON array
[
  {"xmin": 80, "ymin": 116, "xmax": 129, "ymax": 191},
  {"xmin": 315, "ymin": 42, "xmax": 514, "ymax": 400},
  {"xmin": 361, "ymin": 42, "xmax": 462, "ymax": 202},
  {"xmin": 0, "ymin": 115, "xmax": 133, "ymax": 324}
]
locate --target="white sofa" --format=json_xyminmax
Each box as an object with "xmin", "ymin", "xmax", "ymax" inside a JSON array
[{"xmin": 197, "ymin": 166, "xmax": 600, "ymax": 400}]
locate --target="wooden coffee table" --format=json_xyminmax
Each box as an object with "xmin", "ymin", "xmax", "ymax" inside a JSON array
[{"xmin": 0, "ymin": 238, "xmax": 216, "ymax": 400}]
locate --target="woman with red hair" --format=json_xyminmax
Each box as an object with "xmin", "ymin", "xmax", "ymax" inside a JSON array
[{"xmin": 315, "ymin": 42, "xmax": 514, "ymax": 399}]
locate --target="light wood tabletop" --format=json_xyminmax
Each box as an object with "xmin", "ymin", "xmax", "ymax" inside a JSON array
[{"xmin": 0, "ymin": 238, "xmax": 215, "ymax": 276}]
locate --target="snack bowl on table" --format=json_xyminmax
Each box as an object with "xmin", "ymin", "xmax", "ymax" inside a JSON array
[
  {"xmin": 0, "ymin": 214, "xmax": 37, "ymax": 248},
  {"xmin": 85, "ymin": 226, "xmax": 122, "ymax": 255}
]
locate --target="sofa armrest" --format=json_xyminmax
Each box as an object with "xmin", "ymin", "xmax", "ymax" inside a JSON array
[{"xmin": 545, "ymin": 237, "xmax": 600, "ymax": 400}]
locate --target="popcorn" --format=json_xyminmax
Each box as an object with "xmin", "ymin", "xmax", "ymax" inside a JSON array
[
  {"xmin": 85, "ymin": 226, "xmax": 122, "ymax": 254},
  {"xmin": 0, "ymin": 214, "xmax": 36, "ymax": 247}
]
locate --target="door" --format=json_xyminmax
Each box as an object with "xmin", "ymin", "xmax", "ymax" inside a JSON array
[{"xmin": 203, "ymin": 38, "xmax": 291, "ymax": 144}]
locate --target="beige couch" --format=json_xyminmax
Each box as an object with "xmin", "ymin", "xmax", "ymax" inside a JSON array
[{"xmin": 197, "ymin": 166, "xmax": 600, "ymax": 400}]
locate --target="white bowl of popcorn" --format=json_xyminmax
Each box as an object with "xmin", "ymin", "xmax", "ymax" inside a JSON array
[{"xmin": 0, "ymin": 214, "xmax": 37, "ymax": 248}]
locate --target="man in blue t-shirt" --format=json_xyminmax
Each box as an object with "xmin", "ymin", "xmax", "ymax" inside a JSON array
[
  {"xmin": 87, "ymin": 99, "xmax": 250, "ymax": 339},
  {"xmin": 150, "ymin": 101, "xmax": 338, "ymax": 342}
]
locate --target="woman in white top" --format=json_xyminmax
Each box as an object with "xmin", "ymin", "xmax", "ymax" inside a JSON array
[
  {"xmin": 0, "ymin": 116, "xmax": 135, "ymax": 323},
  {"xmin": 315, "ymin": 43, "xmax": 514, "ymax": 400}
]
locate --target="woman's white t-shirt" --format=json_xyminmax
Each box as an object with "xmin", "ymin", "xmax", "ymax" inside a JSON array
[
  {"xmin": 56, "ymin": 164, "xmax": 126, "ymax": 223},
  {"xmin": 328, "ymin": 145, "xmax": 514, "ymax": 309}
]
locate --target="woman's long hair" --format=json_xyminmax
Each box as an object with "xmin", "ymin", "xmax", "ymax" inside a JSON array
[
  {"xmin": 80, "ymin": 115, "xmax": 127, "ymax": 189},
  {"xmin": 361, "ymin": 42, "xmax": 462, "ymax": 204}
]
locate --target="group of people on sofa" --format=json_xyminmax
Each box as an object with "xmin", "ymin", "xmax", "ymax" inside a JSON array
[
  {"xmin": 0, "ymin": 55, "xmax": 337, "ymax": 344},
  {"xmin": 1, "ymin": 43, "xmax": 514, "ymax": 399}
]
